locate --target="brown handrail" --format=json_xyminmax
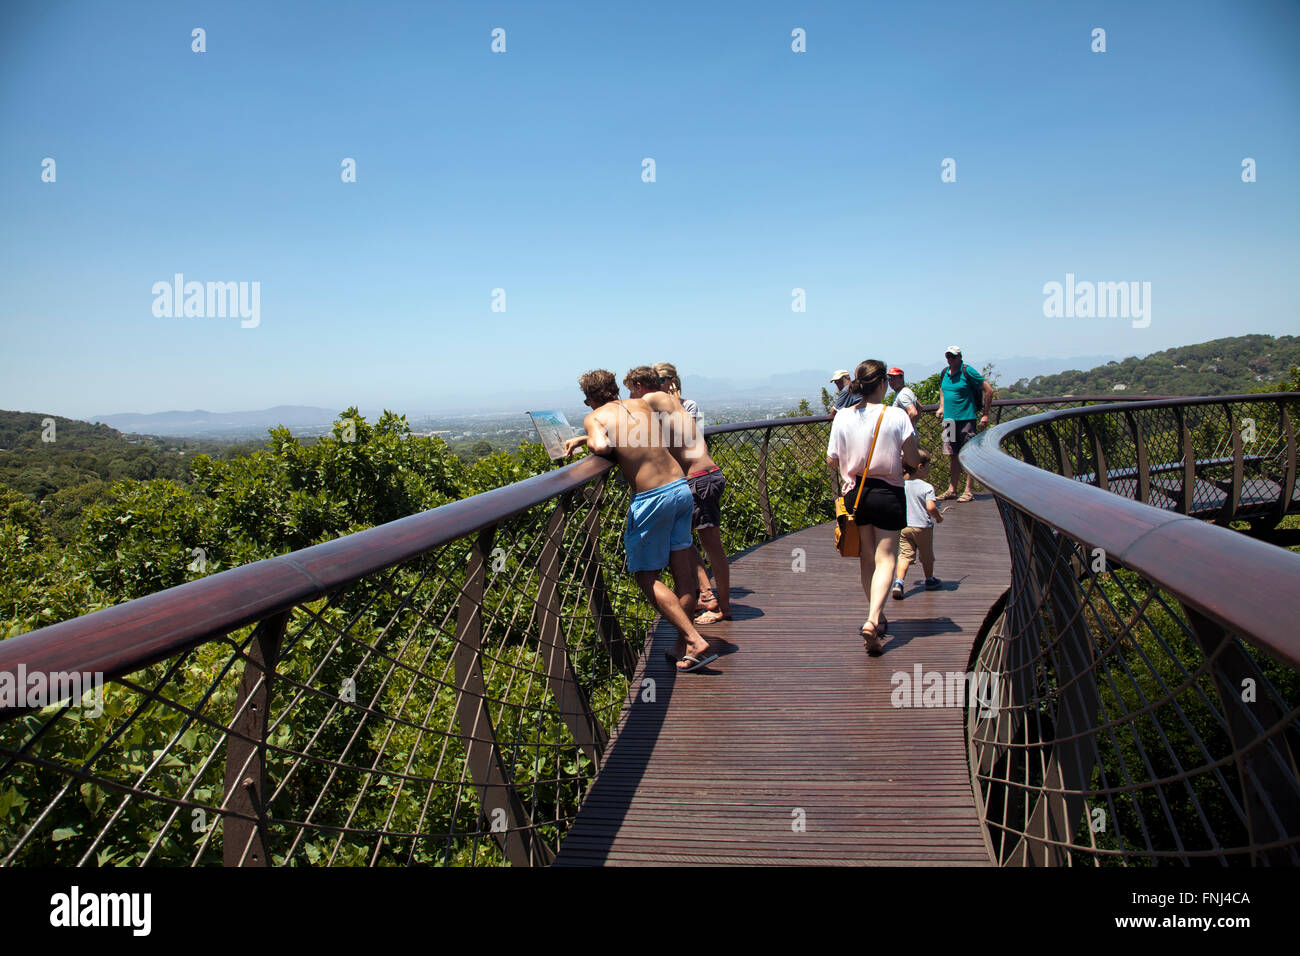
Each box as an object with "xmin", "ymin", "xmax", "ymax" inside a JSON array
[
  {"xmin": 960, "ymin": 393, "xmax": 1300, "ymax": 667},
  {"xmin": 0, "ymin": 451, "xmax": 615, "ymax": 690},
  {"xmin": 0, "ymin": 411, "xmax": 823, "ymax": 699},
  {"xmin": 0, "ymin": 394, "xmax": 1225, "ymax": 691}
]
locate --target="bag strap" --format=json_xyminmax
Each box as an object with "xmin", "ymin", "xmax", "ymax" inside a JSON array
[{"xmin": 853, "ymin": 407, "xmax": 886, "ymax": 509}]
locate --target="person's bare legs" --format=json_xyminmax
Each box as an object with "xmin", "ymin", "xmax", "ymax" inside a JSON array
[
  {"xmin": 691, "ymin": 546, "xmax": 715, "ymax": 612},
  {"xmin": 693, "ymin": 525, "xmax": 731, "ymax": 619},
  {"xmin": 636, "ymin": 558, "xmax": 709, "ymax": 670},
  {"xmin": 895, "ymin": 548, "xmax": 913, "ymax": 584},
  {"xmin": 945, "ymin": 452, "xmax": 962, "ymax": 498},
  {"xmin": 857, "ymin": 526, "xmax": 878, "ymax": 644},
  {"xmin": 858, "ymin": 526, "xmax": 898, "ymax": 650}
]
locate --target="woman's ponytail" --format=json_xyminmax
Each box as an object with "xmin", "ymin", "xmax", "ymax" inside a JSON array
[{"xmin": 848, "ymin": 359, "xmax": 887, "ymax": 399}]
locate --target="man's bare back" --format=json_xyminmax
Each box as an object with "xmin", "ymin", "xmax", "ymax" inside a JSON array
[
  {"xmin": 638, "ymin": 390, "xmax": 718, "ymax": 475},
  {"xmin": 578, "ymin": 398, "xmax": 685, "ymax": 493}
]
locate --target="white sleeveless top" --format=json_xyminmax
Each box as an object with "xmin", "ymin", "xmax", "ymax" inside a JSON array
[{"xmin": 827, "ymin": 403, "xmax": 915, "ymax": 492}]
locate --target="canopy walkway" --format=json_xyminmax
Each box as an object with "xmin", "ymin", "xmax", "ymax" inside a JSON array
[
  {"xmin": 2, "ymin": 394, "xmax": 1299, "ymax": 867},
  {"xmin": 554, "ymin": 500, "xmax": 1007, "ymax": 865}
]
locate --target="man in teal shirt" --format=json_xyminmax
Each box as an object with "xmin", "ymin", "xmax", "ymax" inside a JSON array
[{"xmin": 934, "ymin": 346, "xmax": 994, "ymax": 502}]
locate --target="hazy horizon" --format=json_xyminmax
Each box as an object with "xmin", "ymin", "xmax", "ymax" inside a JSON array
[{"xmin": 20, "ymin": 349, "xmax": 1136, "ymax": 421}]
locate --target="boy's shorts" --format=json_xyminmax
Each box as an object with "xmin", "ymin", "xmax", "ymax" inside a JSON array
[
  {"xmin": 898, "ymin": 525, "xmax": 935, "ymax": 569},
  {"xmin": 625, "ymin": 478, "xmax": 694, "ymax": 572}
]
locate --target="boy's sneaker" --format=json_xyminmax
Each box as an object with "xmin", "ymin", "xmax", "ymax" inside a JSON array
[
  {"xmin": 891, "ymin": 579, "xmax": 904, "ymax": 600},
  {"xmin": 924, "ymin": 577, "xmax": 943, "ymax": 590}
]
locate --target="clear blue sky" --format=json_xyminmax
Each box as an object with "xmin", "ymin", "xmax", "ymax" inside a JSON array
[{"xmin": 1, "ymin": 0, "xmax": 1297, "ymax": 417}]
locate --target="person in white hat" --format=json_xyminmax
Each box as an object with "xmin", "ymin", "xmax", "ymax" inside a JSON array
[
  {"xmin": 829, "ymin": 369, "xmax": 860, "ymax": 417},
  {"xmin": 934, "ymin": 346, "xmax": 994, "ymax": 502}
]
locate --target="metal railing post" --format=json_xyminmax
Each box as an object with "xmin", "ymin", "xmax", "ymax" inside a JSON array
[
  {"xmin": 1181, "ymin": 605, "xmax": 1300, "ymax": 865},
  {"xmin": 1216, "ymin": 403, "xmax": 1244, "ymax": 525},
  {"xmin": 758, "ymin": 426, "xmax": 775, "ymax": 540},
  {"xmin": 1123, "ymin": 409, "xmax": 1150, "ymax": 504},
  {"xmin": 453, "ymin": 527, "xmax": 553, "ymax": 866},
  {"xmin": 1275, "ymin": 402, "xmax": 1296, "ymax": 525},
  {"xmin": 578, "ymin": 477, "xmax": 638, "ymax": 678},
  {"xmin": 223, "ymin": 611, "xmax": 288, "ymax": 867},
  {"xmin": 535, "ymin": 496, "xmax": 608, "ymax": 767}
]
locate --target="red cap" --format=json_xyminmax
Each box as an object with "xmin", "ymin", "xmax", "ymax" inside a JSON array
[{"xmin": 887, "ymin": 367, "xmax": 904, "ymax": 376}]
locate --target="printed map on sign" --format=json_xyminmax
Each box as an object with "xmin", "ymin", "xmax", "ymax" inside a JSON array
[{"xmin": 527, "ymin": 410, "xmax": 575, "ymax": 460}]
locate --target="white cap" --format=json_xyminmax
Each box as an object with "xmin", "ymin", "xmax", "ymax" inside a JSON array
[
  {"xmin": 830, "ymin": 369, "xmax": 851, "ymax": 382},
  {"xmin": 944, "ymin": 345, "xmax": 962, "ymax": 357}
]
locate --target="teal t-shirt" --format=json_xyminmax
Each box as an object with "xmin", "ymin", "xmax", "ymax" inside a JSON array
[{"xmin": 940, "ymin": 364, "xmax": 985, "ymax": 421}]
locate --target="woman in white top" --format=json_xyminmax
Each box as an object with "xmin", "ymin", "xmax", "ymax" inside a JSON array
[{"xmin": 826, "ymin": 359, "xmax": 921, "ymax": 654}]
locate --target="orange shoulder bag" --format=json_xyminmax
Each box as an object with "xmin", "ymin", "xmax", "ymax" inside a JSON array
[{"xmin": 833, "ymin": 408, "xmax": 884, "ymax": 557}]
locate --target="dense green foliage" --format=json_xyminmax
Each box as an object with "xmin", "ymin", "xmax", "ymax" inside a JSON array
[
  {"xmin": 1, "ymin": 409, "xmax": 555, "ymax": 636},
  {"xmin": 0, "ymin": 406, "xmax": 840, "ymax": 866},
  {"xmin": 3, "ymin": 394, "xmax": 1295, "ymax": 866},
  {"xmin": 0, "ymin": 410, "xmax": 263, "ymax": 543}
]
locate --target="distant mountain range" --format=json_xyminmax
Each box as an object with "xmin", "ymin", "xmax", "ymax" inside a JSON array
[
  {"xmin": 91, "ymin": 406, "xmax": 340, "ymax": 436},
  {"xmin": 82, "ymin": 339, "xmax": 1298, "ymax": 438},
  {"xmin": 86, "ymin": 356, "xmax": 1124, "ymax": 435}
]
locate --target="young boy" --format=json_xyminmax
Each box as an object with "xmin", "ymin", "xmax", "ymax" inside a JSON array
[{"xmin": 892, "ymin": 450, "xmax": 945, "ymax": 599}]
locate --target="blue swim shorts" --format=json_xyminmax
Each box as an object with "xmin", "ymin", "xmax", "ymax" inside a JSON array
[{"xmin": 624, "ymin": 478, "xmax": 694, "ymax": 573}]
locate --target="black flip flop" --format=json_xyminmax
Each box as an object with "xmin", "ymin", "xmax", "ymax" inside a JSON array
[{"xmin": 676, "ymin": 652, "xmax": 718, "ymax": 673}]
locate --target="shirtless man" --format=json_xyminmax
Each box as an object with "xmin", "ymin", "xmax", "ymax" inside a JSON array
[
  {"xmin": 626, "ymin": 365, "xmax": 732, "ymax": 624},
  {"xmin": 563, "ymin": 369, "xmax": 717, "ymax": 673}
]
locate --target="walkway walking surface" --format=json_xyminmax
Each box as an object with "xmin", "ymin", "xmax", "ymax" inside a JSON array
[{"xmin": 553, "ymin": 495, "xmax": 1009, "ymax": 866}]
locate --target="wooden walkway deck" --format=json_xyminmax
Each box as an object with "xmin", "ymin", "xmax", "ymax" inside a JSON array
[{"xmin": 554, "ymin": 494, "xmax": 1010, "ymax": 866}]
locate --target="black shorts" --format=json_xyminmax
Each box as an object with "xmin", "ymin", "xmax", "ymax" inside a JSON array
[
  {"xmin": 688, "ymin": 468, "xmax": 726, "ymax": 530},
  {"xmin": 845, "ymin": 477, "xmax": 906, "ymax": 532}
]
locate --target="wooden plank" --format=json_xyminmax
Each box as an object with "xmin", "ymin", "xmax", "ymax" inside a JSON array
[{"xmin": 554, "ymin": 496, "xmax": 1011, "ymax": 866}]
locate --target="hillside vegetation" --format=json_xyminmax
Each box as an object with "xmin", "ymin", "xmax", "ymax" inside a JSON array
[{"xmin": 998, "ymin": 334, "xmax": 1300, "ymax": 398}]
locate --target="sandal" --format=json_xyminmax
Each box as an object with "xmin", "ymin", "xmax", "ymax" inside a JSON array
[
  {"xmin": 936, "ymin": 490, "xmax": 958, "ymax": 501},
  {"xmin": 957, "ymin": 492, "xmax": 974, "ymax": 503},
  {"xmin": 694, "ymin": 609, "xmax": 732, "ymax": 625},
  {"xmin": 860, "ymin": 620, "xmax": 884, "ymax": 656}
]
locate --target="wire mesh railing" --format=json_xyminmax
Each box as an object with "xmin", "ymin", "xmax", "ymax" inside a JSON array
[
  {"xmin": 961, "ymin": 393, "xmax": 1300, "ymax": 866},
  {"xmin": 5, "ymin": 393, "xmax": 1261, "ymax": 867},
  {"xmin": 0, "ymin": 414, "xmax": 842, "ymax": 867}
]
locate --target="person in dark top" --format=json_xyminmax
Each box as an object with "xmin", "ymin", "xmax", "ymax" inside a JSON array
[{"xmin": 830, "ymin": 369, "xmax": 861, "ymax": 416}]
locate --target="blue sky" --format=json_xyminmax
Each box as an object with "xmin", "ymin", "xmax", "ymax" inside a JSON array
[{"xmin": 1, "ymin": 0, "xmax": 1297, "ymax": 417}]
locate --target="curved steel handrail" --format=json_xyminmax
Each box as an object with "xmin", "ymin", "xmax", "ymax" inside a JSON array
[
  {"xmin": 0, "ymin": 449, "xmax": 618, "ymax": 686},
  {"xmin": 5, "ymin": 392, "xmax": 1290, "ymax": 868},
  {"xmin": 960, "ymin": 393, "xmax": 1300, "ymax": 664},
  {"xmin": 959, "ymin": 391, "xmax": 1300, "ymax": 865},
  {"xmin": 0, "ymin": 394, "xmax": 1230, "ymax": 690}
]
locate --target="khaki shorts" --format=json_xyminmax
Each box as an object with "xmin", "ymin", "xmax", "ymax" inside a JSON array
[{"xmin": 898, "ymin": 525, "xmax": 935, "ymax": 568}]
